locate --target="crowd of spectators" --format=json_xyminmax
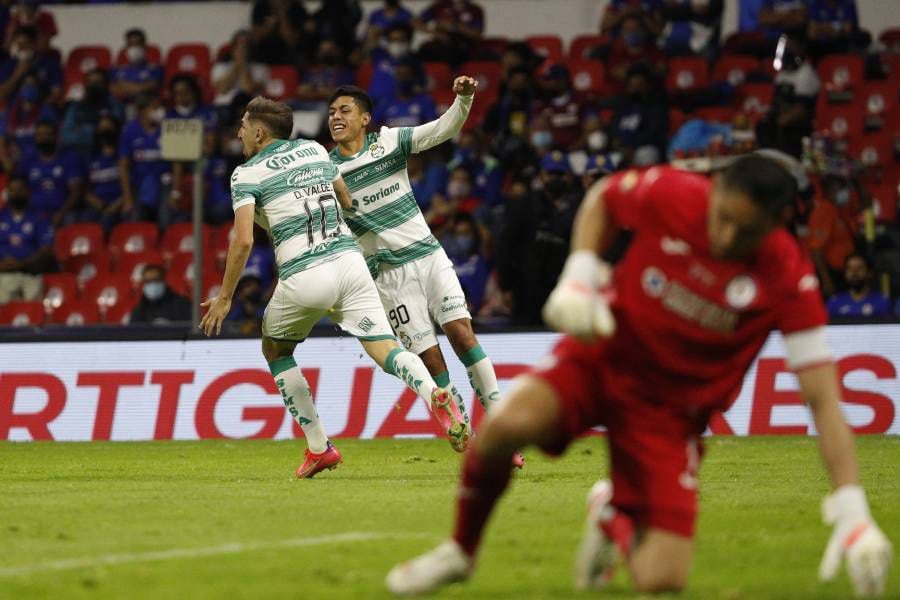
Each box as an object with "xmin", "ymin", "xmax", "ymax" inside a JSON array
[{"xmin": 0, "ymin": 0, "xmax": 898, "ymax": 332}]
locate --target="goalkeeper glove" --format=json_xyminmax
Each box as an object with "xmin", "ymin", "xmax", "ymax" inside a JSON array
[
  {"xmin": 819, "ymin": 485, "xmax": 893, "ymax": 597},
  {"xmin": 542, "ymin": 250, "xmax": 615, "ymax": 341}
]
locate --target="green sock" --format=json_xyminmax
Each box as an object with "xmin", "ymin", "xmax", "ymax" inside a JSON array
[{"xmin": 460, "ymin": 345, "xmax": 501, "ymax": 409}]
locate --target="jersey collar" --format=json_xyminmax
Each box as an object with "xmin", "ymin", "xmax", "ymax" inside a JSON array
[{"xmin": 254, "ymin": 139, "xmax": 286, "ymax": 159}]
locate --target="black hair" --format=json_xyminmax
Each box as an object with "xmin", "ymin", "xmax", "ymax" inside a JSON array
[
  {"xmin": 245, "ymin": 96, "xmax": 294, "ymax": 140},
  {"xmin": 142, "ymin": 263, "xmax": 165, "ymax": 278},
  {"xmin": 843, "ymin": 252, "xmax": 872, "ymax": 271},
  {"xmin": 328, "ymin": 85, "xmax": 373, "ymax": 115},
  {"xmin": 15, "ymin": 26, "xmax": 38, "ymax": 42},
  {"xmin": 125, "ymin": 28, "xmax": 146, "ymax": 43},
  {"xmin": 385, "ymin": 22, "xmax": 413, "ymax": 40},
  {"xmin": 720, "ymin": 154, "xmax": 798, "ymax": 220},
  {"xmin": 35, "ymin": 119, "xmax": 57, "ymax": 133},
  {"xmin": 169, "ymin": 73, "xmax": 203, "ymax": 102}
]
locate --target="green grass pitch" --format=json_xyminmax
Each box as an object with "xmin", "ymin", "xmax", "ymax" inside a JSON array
[{"xmin": 1, "ymin": 436, "xmax": 897, "ymax": 599}]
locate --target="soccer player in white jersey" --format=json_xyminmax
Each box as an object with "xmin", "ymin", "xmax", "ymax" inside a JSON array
[
  {"xmin": 200, "ymin": 97, "xmax": 468, "ymax": 477},
  {"xmin": 327, "ymin": 80, "xmax": 522, "ymax": 466}
]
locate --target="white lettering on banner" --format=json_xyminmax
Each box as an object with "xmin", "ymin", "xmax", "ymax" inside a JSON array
[{"xmin": 0, "ymin": 327, "xmax": 898, "ymax": 441}]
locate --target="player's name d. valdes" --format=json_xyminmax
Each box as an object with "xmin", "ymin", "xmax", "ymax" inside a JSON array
[{"xmin": 292, "ymin": 182, "xmax": 333, "ymax": 199}]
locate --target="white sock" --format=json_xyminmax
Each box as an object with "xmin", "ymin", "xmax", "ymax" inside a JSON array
[
  {"xmin": 385, "ymin": 348, "xmax": 439, "ymax": 404},
  {"xmin": 434, "ymin": 370, "xmax": 470, "ymax": 427},
  {"xmin": 269, "ymin": 357, "xmax": 328, "ymax": 454},
  {"xmin": 460, "ymin": 345, "xmax": 500, "ymax": 409}
]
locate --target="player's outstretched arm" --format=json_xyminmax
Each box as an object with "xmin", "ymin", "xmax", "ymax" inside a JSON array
[
  {"xmin": 542, "ymin": 179, "xmax": 615, "ymax": 341},
  {"xmin": 408, "ymin": 76, "xmax": 477, "ymax": 153},
  {"xmin": 200, "ymin": 204, "xmax": 254, "ymax": 336},
  {"xmin": 798, "ymin": 363, "xmax": 893, "ymax": 597},
  {"xmin": 333, "ymin": 175, "xmax": 354, "ymax": 211}
]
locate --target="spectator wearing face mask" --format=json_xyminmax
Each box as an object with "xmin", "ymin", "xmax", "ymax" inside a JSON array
[
  {"xmin": 366, "ymin": 22, "xmax": 419, "ymax": 102},
  {"xmin": 296, "ymin": 38, "xmax": 354, "ymax": 105},
  {"xmin": 484, "ymin": 65, "xmax": 534, "ymax": 139},
  {"xmin": 15, "ymin": 120, "xmax": 84, "ymax": 226},
  {"xmin": 166, "ymin": 74, "xmax": 217, "ymax": 220},
  {"xmin": 0, "ymin": 174, "xmax": 53, "ymax": 304},
  {"xmin": 82, "ymin": 115, "xmax": 126, "ymax": 232},
  {"xmin": 440, "ymin": 213, "xmax": 490, "ymax": 312},
  {"xmin": 425, "ymin": 165, "xmax": 477, "ymax": 236},
  {"xmin": 407, "ymin": 152, "xmax": 447, "ymax": 212},
  {"xmin": 111, "ymin": 28, "xmax": 164, "ymax": 103},
  {"xmin": 609, "ymin": 64, "xmax": 668, "ymax": 166},
  {"xmin": 368, "ymin": 0, "xmax": 413, "ymax": 34},
  {"xmin": 447, "ymin": 130, "xmax": 502, "ymax": 208},
  {"xmin": 3, "ymin": 0, "xmax": 57, "ymax": 53},
  {"xmin": 534, "ymin": 65, "xmax": 582, "ymax": 150},
  {"xmin": 129, "ymin": 264, "xmax": 192, "ymax": 325},
  {"xmin": 416, "ymin": 0, "xmax": 484, "ymax": 66},
  {"xmin": 0, "ymin": 25, "xmax": 61, "ymax": 104},
  {"xmin": 804, "ymin": 174, "xmax": 859, "ymax": 299},
  {"xmin": 606, "ymin": 15, "xmax": 666, "ymax": 92},
  {"xmin": 372, "ymin": 58, "xmax": 436, "ymax": 128},
  {"xmin": 118, "ymin": 92, "xmax": 171, "ymax": 227},
  {"xmin": 61, "ymin": 68, "xmax": 124, "ymax": 157},
  {"xmin": 0, "ymin": 73, "xmax": 57, "ymax": 170},
  {"xmin": 826, "ymin": 253, "xmax": 890, "ymax": 319}
]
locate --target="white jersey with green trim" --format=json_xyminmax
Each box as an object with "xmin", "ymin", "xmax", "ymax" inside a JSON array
[
  {"xmin": 329, "ymin": 94, "xmax": 473, "ymax": 278},
  {"xmin": 231, "ymin": 138, "xmax": 358, "ymax": 281}
]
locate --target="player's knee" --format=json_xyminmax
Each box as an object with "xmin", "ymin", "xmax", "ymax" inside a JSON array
[
  {"xmin": 261, "ymin": 337, "xmax": 294, "ymax": 364},
  {"xmin": 442, "ymin": 318, "xmax": 476, "ymax": 354}
]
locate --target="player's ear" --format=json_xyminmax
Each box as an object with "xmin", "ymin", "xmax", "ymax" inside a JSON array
[{"xmin": 362, "ymin": 112, "xmax": 371, "ymax": 127}]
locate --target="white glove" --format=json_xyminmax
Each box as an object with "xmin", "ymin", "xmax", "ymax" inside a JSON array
[
  {"xmin": 542, "ymin": 250, "xmax": 615, "ymax": 341},
  {"xmin": 819, "ymin": 485, "xmax": 893, "ymax": 597}
]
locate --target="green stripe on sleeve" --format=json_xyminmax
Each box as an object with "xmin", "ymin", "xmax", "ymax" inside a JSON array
[{"xmin": 399, "ymin": 127, "xmax": 413, "ymax": 156}]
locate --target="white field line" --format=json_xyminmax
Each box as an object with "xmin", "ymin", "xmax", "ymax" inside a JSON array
[{"xmin": 0, "ymin": 531, "xmax": 427, "ymax": 577}]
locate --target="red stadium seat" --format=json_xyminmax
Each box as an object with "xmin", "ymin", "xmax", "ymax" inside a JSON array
[
  {"xmin": 738, "ymin": 84, "xmax": 774, "ymax": 119},
  {"xmin": 167, "ymin": 252, "xmax": 215, "ymax": 297},
  {"xmin": 879, "ymin": 28, "xmax": 900, "ymax": 53},
  {"xmin": 666, "ymin": 56, "xmax": 709, "ymax": 93},
  {"xmin": 117, "ymin": 249, "xmax": 164, "ymax": 288},
  {"xmin": 165, "ymin": 43, "xmax": 211, "ymax": 79},
  {"xmin": 816, "ymin": 104, "xmax": 864, "ymax": 139},
  {"xmin": 569, "ymin": 34, "xmax": 608, "ymax": 60},
  {"xmin": 849, "ymin": 133, "xmax": 894, "ymax": 169},
  {"xmin": 161, "ymin": 223, "xmax": 214, "ymax": 260},
  {"xmin": 103, "ymin": 299, "xmax": 138, "ymax": 325},
  {"xmin": 432, "ymin": 88, "xmax": 455, "ymax": 114},
  {"xmin": 0, "ymin": 301, "xmax": 44, "ymax": 327},
  {"xmin": 115, "ymin": 44, "xmax": 162, "ymax": 66},
  {"xmin": 214, "ymin": 223, "xmax": 233, "ymax": 268},
  {"xmin": 423, "ymin": 62, "xmax": 452, "ymax": 92},
  {"xmin": 66, "ymin": 45, "xmax": 112, "ymax": 76},
  {"xmin": 264, "ymin": 65, "xmax": 298, "ymax": 101},
  {"xmin": 84, "ymin": 275, "xmax": 136, "ymax": 316},
  {"xmin": 458, "ymin": 61, "xmax": 502, "ymax": 104},
  {"xmin": 694, "ymin": 106, "xmax": 737, "ymax": 124},
  {"xmin": 203, "ymin": 273, "xmax": 224, "ymax": 302},
  {"xmin": 526, "ymin": 35, "xmax": 563, "ymax": 63},
  {"xmin": 64, "ymin": 252, "xmax": 112, "ymax": 289},
  {"xmin": 356, "ymin": 61, "xmax": 374, "ymax": 90},
  {"xmin": 50, "ymin": 299, "xmax": 100, "ymax": 326},
  {"xmin": 869, "ymin": 182, "xmax": 897, "ymax": 223},
  {"xmin": 859, "ymin": 82, "xmax": 897, "ymax": 131},
  {"xmin": 54, "ymin": 223, "xmax": 105, "ymax": 263},
  {"xmin": 712, "ymin": 55, "xmax": 759, "ymax": 87},
  {"xmin": 818, "ymin": 54, "xmax": 864, "ymax": 91},
  {"xmin": 41, "ymin": 273, "xmax": 79, "ymax": 315},
  {"xmin": 566, "ymin": 59, "xmax": 605, "ymax": 96},
  {"xmin": 109, "ymin": 222, "xmax": 160, "ymax": 259}
]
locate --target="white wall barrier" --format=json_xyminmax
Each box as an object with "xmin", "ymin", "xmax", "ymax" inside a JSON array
[{"xmin": 1, "ymin": 326, "xmax": 898, "ymax": 442}]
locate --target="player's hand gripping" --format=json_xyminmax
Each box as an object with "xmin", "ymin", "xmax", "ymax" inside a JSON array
[
  {"xmin": 542, "ymin": 250, "xmax": 615, "ymax": 342},
  {"xmin": 819, "ymin": 485, "xmax": 893, "ymax": 597},
  {"xmin": 200, "ymin": 296, "xmax": 231, "ymax": 337},
  {"xmin": 452, "ymin": 76, "xmax": 477, "ymax": 97}
]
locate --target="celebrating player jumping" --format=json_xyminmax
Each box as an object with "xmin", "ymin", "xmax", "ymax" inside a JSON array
[
  {"xmin": 386, "ymin": 155, "xmax": 893, "ymax": 596},
  {"xmin": 327, "ymin": 77, "xmax": 522, "ymax": 465},
  {"xmin": 200, "ymin": 97, "xmax": 465, "ymax": 476}
]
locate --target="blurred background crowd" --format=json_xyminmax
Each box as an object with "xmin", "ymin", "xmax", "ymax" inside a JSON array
[{"xmin": 0, "ymin": 0, "xmax": 898, "ymax": 333}]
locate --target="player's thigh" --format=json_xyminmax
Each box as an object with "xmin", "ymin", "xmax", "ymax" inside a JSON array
[
  {"xmin": 421, "ymin": 251, "xmax": 471, "ymax": 329},
  {"xmin": 628, "ymin": 528, "xmax": 693, "ymax": 593},
  {"xmin": 375, "ymin": 261, "xmax": 437, "ymax": 354},
  {"xmin": 262, "ymin": 269, "xmax": 334, "ymax": 342},
  {"xmin": 332, "ymin": 252, "xmax": 395, "ymax": 341},
  {"xmin": 476, "ymin": 375, "xmax": 565, "ymax": 453}
]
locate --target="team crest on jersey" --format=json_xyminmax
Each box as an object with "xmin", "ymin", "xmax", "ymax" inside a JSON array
[
  {"xmin": 642, "ymin": 266, "xmax": 667, "ymax": 298},
  {"xmin": 725, "ymin": 275, "xmax": 757, "ymax": 309},
  {"xmin": 369, "ymin": 142, "xmax": 385, "ymax": 158}
]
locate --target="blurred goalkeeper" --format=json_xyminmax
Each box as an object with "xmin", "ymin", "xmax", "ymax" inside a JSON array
[{"xmin": 387, "ymin": 155, "xmax": 893, "ymax": 597}]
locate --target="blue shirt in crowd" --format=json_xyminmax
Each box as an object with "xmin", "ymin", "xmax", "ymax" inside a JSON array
[
  {"xmin": 0, "ymin": 208, "xmax": 53, "ymax": 260},
  {"xmin": 113, "ymin": 62, "xmax": 164, "ymax": 95},
  {"xmin": 166, "ymin": 104, "xmax": 218, "ymax": 132},
  {"xmin": 368, "ymin": 5, "xmax": 413, "ymax": 30},
  {"xmin": 119, "ymin": 119, "xmax": 168, "ymax": 206},
  {"xmin": 827, "ymin": 291, "xmax": 892, "ymax": 318},
  {"xmin": 16, "ymin": 150, "xmax": 84, "ymax": 215},
  {"xmin": 374, "ymin": 93, "xmax": 437, "ymax": 128},
  {"xmin": 87, "ymin": 151, "xmax": 123, "ymax": 205}
]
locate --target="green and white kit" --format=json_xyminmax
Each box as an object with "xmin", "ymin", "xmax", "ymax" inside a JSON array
[
  {"xmin": 231, "ymin": 138, "xmax": 394, "ymax": 342},
  {"xmin": 330, "ymin": 95, "xmax": 473, "ymax": 355}
]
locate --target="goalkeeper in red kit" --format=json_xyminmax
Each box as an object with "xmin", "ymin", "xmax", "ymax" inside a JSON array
[{"xmin": 386, "ymin": 155, "xmax": 893, "ymax": 596}]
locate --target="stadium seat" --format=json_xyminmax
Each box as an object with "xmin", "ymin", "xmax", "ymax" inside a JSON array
[
  {"xmin": 213, "ymin": 223, "xmax": 233, "ymax": 268},
  {"xmin": 356, "ymin": 61, "xmax": 374, "ymax": 90},
  {"xmin": 569, "ymin": 34, "xmax": 608, "ymax": 60},
  {"xmin": 458, "ymin": 61, "xmax": 502, "ymax": 104},
  {"xmin": 167, "ymin": 252, "xmax": 215, "ymax": 297},
  {"xmin": 64, "ymin": 252, "xmax": 112, "ymax": 289},
  {"xmin": 694, "ymin": 106, "xmax": 737, "ymax": 124},
  {"xmin": 859, "ymin": 81, "xmax": 897, "ymax": 131},
  {"xmin": 816, "ymin": 104, "xmax": 864, "ymax": 139},
  {"xmin": 84, "ymin": 275, "xmax": 135, "ymax": 317},
  {"xmin": 203, "ymin": 273, "xmax": 223, "ymax": 302},
  {"xmin": 117, "ymin": 249, "xmax": 164, "ymax": 288},
  {"xmin": 65, "ymin": 45, "xmax": 112, "ymax": 76},
  {"xmin": 41, "ymin": 273, "xmax": 79, "ymax": 315},
  {"xmin": 432, "ymin": 88, "xmax": 455, "ymax": 114},
  {"xmin": 108, "ymin": 222, "xmax": 160, "ymax": 259},
  {"xmin": 668, "ymin": 107, "xmax": 687, "ymax": 136},
  {"xmin": 665, "ymin": 56, "xmax": 709, "ymax": 93},
  {"xmin": 63, "ymin": 64, "xmax": 86, "ymax": 101},
  {"xmin": 868, "ymin": 182, "xmax": 897, "ymax": 223},
  {"xmin": 566, "ymin": 59, "xmax": 605, "ymax": 96},
  {"xmin": 712, "ymin": 55, "xmax": 759, "ymax": 87},
  {"xmin": 878, "ymin": 28, "xmax": 900, "ymax": 54},
  {"xmin": 161, "ymin": 223, "xmax": 214, "ymax": 260},
  {"xmin": 817, "ymin": 54, "xmax": 864, "ymax": 91},
  {"xmin": 738, "ymin": 84, "xmax": 774, "ymax": 119},
  {"xmin": 264, "ymin": 65, "xmax": 299, "ymax": 101},
  {"xmin": 54, "ymin": 223, "xmax": 105, "ymax": 264},
  {"xmin": 50, "ymin": 299, "xmax": 100, "ymax": 326},
  {"xmin": 0, "ymin": 301, "xmax": 44, "ymax": 327},
  {"xmin": 423, "ymin": 62, "xmax": 452, "ymax": 92},
  {"xmin": 526, "ymin": 35, "xmax": 564, "ymax": 63},
  {"xmin": 103, "ymin": 299, "xmax": 137, "ymax": 325},
  {"xmin": 165, "ymin": 43, "xmax": 211, "ymax": 79},
  {"xmin": 115, "ymin": 44, "xmax": 162, "ymax": 66},
  {"xmin": 849, "ymin": 133, "xmax": 894, "ymax": 169}
]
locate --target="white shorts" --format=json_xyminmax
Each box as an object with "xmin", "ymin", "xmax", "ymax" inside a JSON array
[
  {"xmin": 263, "ymin": 251, "xmax": 395, "ymax": 342},
  {"xmin": 376, "ymin": 248, "xmax": 471, "ymax": 355}
]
